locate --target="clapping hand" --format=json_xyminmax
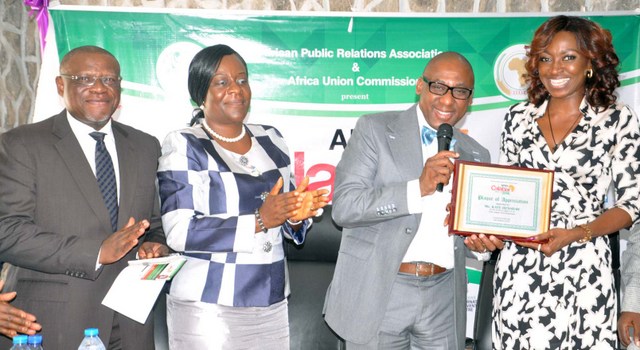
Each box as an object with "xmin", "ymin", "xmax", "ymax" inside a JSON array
[
  {"xmin": 0, "ymin": 280, "xmax": 41, "ymax": 338},
  {"xmin": 99, "ymin": 217, "xmax": 148, "ymax": 264},
  {"xmin": 138, "ymin": 242, "xmax": 171, "ymax": 260},
  {"xmin": 288, "ymin": 176, "xmax": 330, "ymax": 223},
  {"xmin": 258, "ymin": 177, "xmax": 330, "ymax": 230}
]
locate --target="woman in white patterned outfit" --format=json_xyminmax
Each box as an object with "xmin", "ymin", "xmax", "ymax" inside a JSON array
[
  {"xmin": 157, "ymin": 44, "xmax": 329, "ymax": 349},
  {"xmin": 490, "ymin": 16, "xmax": 640, "ymax": 349}
]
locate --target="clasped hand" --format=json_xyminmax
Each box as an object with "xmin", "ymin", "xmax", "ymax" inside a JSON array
[
  {"xmin": 463, "ymin": 227, "xmax": 579, "ymax": 256},
  {"xmin": 419, "ymin": 150, "xmax": 458, "ymax": 196},
  {"xmin": 516, "ymin": 227, "xmax": 581, "ymax": 257},
  {"xmin": 258, "ymin": 176, "xmax": 330, "ymax": 230}
]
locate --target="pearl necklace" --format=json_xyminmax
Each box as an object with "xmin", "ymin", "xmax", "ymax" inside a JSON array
[{"xmin": 202, "ymin": 122, "xmax": 246, "ymax": 143}]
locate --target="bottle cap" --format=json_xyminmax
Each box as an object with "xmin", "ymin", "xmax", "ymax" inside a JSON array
[
  {"xmin": 84, "ymin": 328, "xmax": 100, "ymax": 336},
  {"xmin": 12, "ymin": 335, "xmax": 28, "ymax": 344},
  {"xmin": 28, "ymin": 334, "xmax": 43, "ymax": 344}
]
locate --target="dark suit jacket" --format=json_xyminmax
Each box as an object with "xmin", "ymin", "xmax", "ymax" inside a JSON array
[
  {"xmin": 323, "ymin": 105, "xmax": 490, "ymax": 347},
  {"xmin": 0, "ymin": 110, "xmax": 165, "ymax": 349}
]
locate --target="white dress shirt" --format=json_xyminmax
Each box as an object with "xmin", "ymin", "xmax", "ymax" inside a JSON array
[
  {"xmin": 67, "ymin": 113, "xmax": 121, "ymax": 269},
  {"xmin": 402, "ymin": 108, "xmax": 455, "ymax": 268},
  {"xmin": 66, "ymin": 113, "xmax": 121, "ymax": 200}
]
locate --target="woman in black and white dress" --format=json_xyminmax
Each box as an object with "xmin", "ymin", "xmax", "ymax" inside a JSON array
[{"xmin": 489, "ymin": 16, "xmax": 640, "ymax": 349}]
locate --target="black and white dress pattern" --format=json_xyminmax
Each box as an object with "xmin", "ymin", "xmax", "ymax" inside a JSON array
[{"xmin": 492, "ymin": 98, "xmax": 640, "ymax": 350}]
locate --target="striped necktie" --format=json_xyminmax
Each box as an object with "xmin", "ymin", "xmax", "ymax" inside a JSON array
[{"xmin": 90, "ymin": 132, "xmax": 118, "ymax": 232}]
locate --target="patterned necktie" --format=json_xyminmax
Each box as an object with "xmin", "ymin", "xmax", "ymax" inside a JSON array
[
  {"xmin": 89, "ymin": 132, "xmax": 118, "ymax": 232},
  {"xmin": 421, "ymin": 125, "xmax": 436, "ymax": 145}
]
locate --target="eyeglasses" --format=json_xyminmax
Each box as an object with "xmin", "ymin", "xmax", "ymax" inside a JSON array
[
  {"xmin": 60, "ymin": 74, "xmax": 122, "ymax": 87},
  {"xmin": 421, "ymin": 77, "xmax": 473, "ymax": 100}
]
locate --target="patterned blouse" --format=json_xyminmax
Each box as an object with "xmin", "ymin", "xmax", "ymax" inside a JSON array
[
  {"xmin": 157, "ymin": 124, "xmax": 308, "ymax": 307},
  {"xmin": 493, "ymin": 98, "xmax": 640, "ymax": 349},
  {"xmin": 500, "ymin": 98, "xmax": 640, "ymax": 229}
]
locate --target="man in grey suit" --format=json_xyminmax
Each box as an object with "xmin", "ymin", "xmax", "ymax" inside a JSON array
[
  {"xmin": 324, "ymin": 52, "xmax": 491, "ymax": 349},
  {"xmin": 619, "ymin": 225, "xmax": 640, "ymax": 348},
  {"xmin": 0, "ymin": 46, "xmax": 168, "ymax": 349}
]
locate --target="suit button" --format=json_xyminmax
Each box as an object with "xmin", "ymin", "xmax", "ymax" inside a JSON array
[{"xmin": 405, "ymin": 228, "xmax": 412, "ymax": 234}]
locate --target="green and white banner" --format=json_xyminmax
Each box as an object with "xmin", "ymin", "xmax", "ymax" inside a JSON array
[
  {"xmin": 37, "ymin": 8, "xmax": 640, "ymax": 196},
  {"xmin": 33, "ymin": 7, "xmax": 640, "ymax": 337}
]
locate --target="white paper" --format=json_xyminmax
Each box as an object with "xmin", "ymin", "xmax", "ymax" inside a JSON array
[{"xmin": 102, "ymin": 264, "xmax": 166, "ymax": 324}]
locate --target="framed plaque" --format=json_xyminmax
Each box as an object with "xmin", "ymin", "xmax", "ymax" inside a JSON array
[{"xmin": 449, "ymin": 161, "xmax": 553, "ymax": 242}]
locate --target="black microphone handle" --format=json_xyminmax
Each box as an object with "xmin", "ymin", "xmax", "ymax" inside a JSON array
[
  {"xmin": 435, "ymin": 124, "xmax": 453, "ymax": 192},
  {"xmin": 435, "ymin": 139, "xmax": 451, "ymax": 192}
]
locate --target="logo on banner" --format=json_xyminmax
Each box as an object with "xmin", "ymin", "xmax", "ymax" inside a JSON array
[
  {"xmin": 494, "ymin": 44, "xmax": 528, "ymax": 101},
  {"xmin": 156, "ymin": 42, "xmax": 202, "ymax": 100}
]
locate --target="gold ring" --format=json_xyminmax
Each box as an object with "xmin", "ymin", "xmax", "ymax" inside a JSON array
[{"xmin": 537, "ymin": 243, "xmax": 542, "ymax": 252}]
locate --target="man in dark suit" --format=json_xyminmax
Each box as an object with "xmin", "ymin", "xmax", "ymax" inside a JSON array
[
  {"xmin": 0, "ymin": 46, "xmax": 168, "ymax": 349},
  {"xmin": 324, "ymin": 52, "xmax": 495, "ymax": 349}
]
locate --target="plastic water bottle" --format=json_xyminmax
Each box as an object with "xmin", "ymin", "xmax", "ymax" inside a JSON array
[
  {"xmin": 10, "ymin": 335, "xmax": 29, "ymax": 350},
  {"xmin": 77, "ymin": 328, "xmax": 106, "ymax": 350},
  {"xmin": 27, "ymin": 334, "xmax": 43, "ymax": 350}
]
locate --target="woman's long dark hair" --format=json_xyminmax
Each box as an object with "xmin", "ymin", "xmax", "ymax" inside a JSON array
[{"xmin": 525, "ymin": 15, "xmax": 619, "ymax": 108}]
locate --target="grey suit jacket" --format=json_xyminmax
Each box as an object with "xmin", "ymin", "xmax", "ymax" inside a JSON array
[
  {"xmin": 0, "ymin": 110, "xmax": 165, "ymax": 349},
  {"xmin": 622, "ymin": 225, "xmax": 640, "ymax": 313},
  {"xmin": 323, "ymin": 104, "xmax": 490, "ymax": 347}
]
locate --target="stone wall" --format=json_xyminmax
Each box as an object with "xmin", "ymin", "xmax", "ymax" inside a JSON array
[
  {"xmin": 1, "ymin": 0, "xmax": 638, "ymax": 129},
  {"xmin": 1, "ymin": 0, "xmax": 41, "ymax": 132}
]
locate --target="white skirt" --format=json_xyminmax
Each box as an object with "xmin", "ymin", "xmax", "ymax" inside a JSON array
[{"xmin": 166, "ymin": 294, "xmax": 289, "ymax": 350}]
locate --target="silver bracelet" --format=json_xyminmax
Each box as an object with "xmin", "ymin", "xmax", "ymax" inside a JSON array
[
  {"xmin": 255, "ymin": 208, "xmax": 268, "ymax": 233},
  {"xmin": 287, "ymin": 219, "xmax": 303, "ymax": 225}
]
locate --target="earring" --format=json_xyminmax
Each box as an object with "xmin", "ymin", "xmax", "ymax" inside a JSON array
[
  {"xmin": 585, "ymin": 69, "xmax": 593, "ymax": 79},
  {"xmin": 190, "ymin": 104, "xmax": 205, "ymax": 126}
]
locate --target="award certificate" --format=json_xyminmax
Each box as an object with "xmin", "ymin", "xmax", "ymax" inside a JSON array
[{"xmin": 449, "ymin": 161, "xmax": 553, "ymax": 241}]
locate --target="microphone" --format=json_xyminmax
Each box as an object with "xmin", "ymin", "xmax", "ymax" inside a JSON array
[{"xmin": 436, "ymin": 123, "xmax": 453, "ymax": 192}]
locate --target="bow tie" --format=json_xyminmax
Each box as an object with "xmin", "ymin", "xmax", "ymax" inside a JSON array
[{"xmin": 421, "ymin": 126, "xmax": 437, "ymax": 145}]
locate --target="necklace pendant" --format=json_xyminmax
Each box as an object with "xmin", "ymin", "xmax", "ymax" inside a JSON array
[{"xmin": 263, "ymin": 241, "xmax": 272, "ymax": 253}]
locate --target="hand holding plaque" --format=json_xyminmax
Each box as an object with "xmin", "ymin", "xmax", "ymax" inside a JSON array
[{"xmin": 448, "ymin": 161, "xmax": 553, "ymax": 242}]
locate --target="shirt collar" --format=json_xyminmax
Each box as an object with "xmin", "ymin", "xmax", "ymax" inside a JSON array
[
  {"xmin": 415, "ymin": 105, "xmax": 435, "ymax": 133},
  {"xmin": 66, "ymin": 112, "xmax": 114, "ymax": 137}
]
